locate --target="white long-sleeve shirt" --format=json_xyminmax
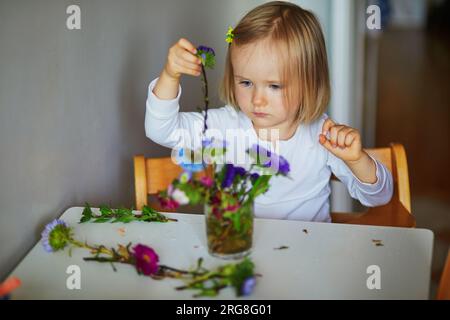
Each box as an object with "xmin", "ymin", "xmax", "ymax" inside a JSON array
[{"xmin": 145, "ymin": 78, "xmax": 393, "ymax": 222}]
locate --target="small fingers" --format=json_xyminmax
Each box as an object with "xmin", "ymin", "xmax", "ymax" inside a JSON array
[
  {"xmin": 321, "ymin": 118, "xmax": 335, "ymax": 136},
  {"xmin": 177, "ymin": 38, "xmax": 197, "ymax": 54},
  {"xmin": 174, "ymin": 44, "xmax": 202, "ymax": 76},
  {"xmin": 319, "ymin": 133, "xmax": 332, "ymax": 150},
  {"xmin": 180, "ymin": 48, "xmax": 202, "ymax": 65},
  {"xmin": 344, "ymin": 131, "xmax": 357, "ymax": 147},
  {"xmin": 329, "ymin": 125, "xmax": 346, "ymax": 147},
  {"xmin": 173, "ymin": 59, "xmax": 201, "ymax": 77},
  {"xmin": 337, "ymin": 127, "xmax": 354, "ymax": 148},
  {"xmin": 179, "ymin": 58, "xmax": 202, "ymax": 72}
]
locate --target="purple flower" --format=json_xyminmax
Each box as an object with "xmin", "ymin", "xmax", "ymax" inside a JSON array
[
  {"xmin": 197, "ymin": 45, "xmax": 215, "ymax": 56},
  {"xmin": 249, "ymin": 144, "xmax": 290, "ymax": 175},
  {"xmin": 41, "ymin": 219, "xmax": 71, "ymax": 253},
  {"xmin": 240, "ymin": 276, "xmax": 256, "ymax": 296},
  {"xmin": 234, "ymin": 166, "xmax": 246, "ymax": 177},
  {"xmin": 221, "ymin": 164, "xmax": 236, "ymax": 188},
  {"xmin": 202, "ymin": 138, "xmax": 213, "ymax": 148},
  {"xmin": 221, "ymin": 164, "xmax": 248, "ymax": 188},
  {"xmin": 250, "ymin": 145, "xmax": 271, "ymax": 164},
  {"xmin": 250, "ymin": 173, "xmax": 260, "ymax": 183},
  {"xmin": 133, "ymin": 244, "xmax": 159, "ymax": 276},
  {"xmin": 264, "ymin": 154, "xmax": 290, "ymax": 175}
]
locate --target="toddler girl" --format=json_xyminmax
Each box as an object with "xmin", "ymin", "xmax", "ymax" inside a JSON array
[{"xmin": 145, "ymin": 1, "xmax": 393, "ymax": 222}]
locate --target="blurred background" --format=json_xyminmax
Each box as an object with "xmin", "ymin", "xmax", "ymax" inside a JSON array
[
  {"xmin": 363, "ymin": 0, "xmax": 450, "ymax": 297},
  {"xmin": 0, "ymin": 0, "xmax": 448, "ymax": 297}
]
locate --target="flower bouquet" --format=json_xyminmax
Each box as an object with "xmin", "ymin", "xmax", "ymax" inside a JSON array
[{"xmin": 158, "ymin": 143, "xmax": 290, "ymax": 259}]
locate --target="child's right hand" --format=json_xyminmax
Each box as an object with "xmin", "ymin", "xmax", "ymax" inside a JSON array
[{"xmin": 163, "ymin": 38, "xmax": 202, "ymax": 80}]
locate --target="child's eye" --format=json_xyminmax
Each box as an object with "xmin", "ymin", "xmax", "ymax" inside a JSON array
[
  {"xmin": 239, "ymin": 80, "xmax": 252, "ymax": 87},
  {"xmin": 269, "ymin": 84, "xmax": 281, "ymax": 90}
]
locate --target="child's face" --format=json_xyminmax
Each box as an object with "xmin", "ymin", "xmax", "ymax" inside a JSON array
[{"xmin": 231, "ymin": 39, "xmax": 299, "ymax": 139}]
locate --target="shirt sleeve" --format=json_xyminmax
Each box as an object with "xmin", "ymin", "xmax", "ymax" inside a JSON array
[
  {"xmin": 145, "ymin": 77, "xmax": 241, "ymax": 151},
  {"xmin": 326, "ymin": 151, "xmax": 394, "ymax": 207},
  {"xmin": 145, "ymin": 77, "xmax": 206, "ymax": 150}
]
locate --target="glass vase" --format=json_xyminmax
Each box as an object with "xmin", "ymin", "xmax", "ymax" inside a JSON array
[{"xmin": 204, "ymin": 201, "xmax": 254, "ymax": 260}]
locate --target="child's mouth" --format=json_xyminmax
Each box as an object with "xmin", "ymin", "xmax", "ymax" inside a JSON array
[{"xmin": 253, "ymin": 112, "xmax": 269, "ymax": 118}]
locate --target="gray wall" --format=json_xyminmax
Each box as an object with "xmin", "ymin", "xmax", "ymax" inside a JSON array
[{"xmin": 0, "ymin": 0, "xmax": 332, "ymax": 280}]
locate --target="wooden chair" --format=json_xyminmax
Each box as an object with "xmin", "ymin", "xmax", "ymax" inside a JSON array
[
  {"xmin": 330, "ymin": 143, "xmax": 415, "ymax": 227},
  {"xmin": 437, "ymin": 249, "xmax": 450, "ymax": 300},
  {"xmin": 134, "ymin": 143, "xmax": 415, "ymax": 227},
  {"xmin": 133, "ymin": 155, "xmax": 211, "ymax": 212}
]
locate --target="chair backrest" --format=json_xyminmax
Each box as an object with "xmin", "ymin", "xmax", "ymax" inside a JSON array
[
  {"xmin": 331, "ymin": 143, "xmax": 411, "ymax": 213},
  {"xmin": 134, "ymin": 143, "xmax": 411, "ymax": 214},
  {"xmin": 437, "ymin": 249, "xmax": 450, "ymax": 300},
  {"xmin": 133, "ymin": 155, "xmax": 209, "ymax": 210}
]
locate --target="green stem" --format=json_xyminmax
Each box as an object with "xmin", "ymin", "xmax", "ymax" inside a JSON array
[
  {"xmin": 69, "ymin": 239, "xmax": 113, "ymax": 256},
  {"xmin": 201, "ymin": 64, "xmax": 209, "ymax": 134},
  {"xmin": 158, "ymin": 265, "xmax": 208, "ymax": 278},
  {"xmin": 176, "ymin": 271, "xmax": 224, "ymax": 290}
]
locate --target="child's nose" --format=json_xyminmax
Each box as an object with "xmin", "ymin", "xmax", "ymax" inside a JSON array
[{"xmin": 252, "ymin": 91, "xmax": 267, "ymax": 108}]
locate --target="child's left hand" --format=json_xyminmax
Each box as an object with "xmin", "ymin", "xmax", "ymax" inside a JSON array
[{"xmin": 319, "ymin": 118, "xmax": 364, "ymax": 163}]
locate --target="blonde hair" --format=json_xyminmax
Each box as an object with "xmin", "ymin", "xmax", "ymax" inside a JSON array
[{"xmin": 220, "ymin": 1, "xmax": 330, "ymax": 124}]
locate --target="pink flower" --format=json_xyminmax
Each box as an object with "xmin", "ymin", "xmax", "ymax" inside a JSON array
[
  {"xmin": 159, "ymin": 197, "xmax": 179, "ymax": 210},
  {"xmin": 212, "ymin": 206, "xmax": 222, "ymax": 220},
  {"xmin": 199, "ymin": 176, "xmax": 213, "ymax": 187},
  {"xmin": 225, "ymin": 204, "xmax": 240, "ymax": 212},
  {"xmin": 211, "ymin": 194, "xmax": 221, "ymax": 205},
  {"xmin": 133, "ymin": 244, "xmax": 159, "ymax": 276}
]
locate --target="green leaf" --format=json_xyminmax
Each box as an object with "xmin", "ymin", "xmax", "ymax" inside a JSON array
[
  {"xmin": 142, "ymin": 205, "xmax": 158, "ymax": 216},
  {"xmin": 140, "ymin": 205, "xmax": 171, "ymax": 222},
  {"xmin": 79, "ymin": 203, "xmax": 93, "ymax": 223},
  {"xmin": 223, "ymin": 211, "xmax": 241, "ymax": 232},
  {"xmin": 183, "ymin": 187, "xmax": 201, "ymax": 205},
  {"xmin": 79, "ymin": 215, "xmax": 91, "ymax": 223},
  {"xmin": 216, "ymin": 164, "xmax": 227, "ymax": 186},
  {"xmin": 248, "ymin": 175, "xmax": 270, "ymax": 200},
  {"xmin": 93, "ymin": 217, "xmax": 111, "ymax": 223},
  {"xmin": 112, "ymin": 215, "xmax": 134, "ymax": 223},
  {"xmin": 204, "ymin": 54, "xmax": 215, "ymax": 69},
  {"xmin": 99, "ymin": 205, "xmax": 113, "ymax": 216},
  {"xmin": 230, "ymin": 258, "xmax": 255, "ymax": 296},
  {"xmin": 78, "ymin": 203, "xmax": 173, "ymax": 224},
  {"xmin": 115, "ymin": 208, "xmax": 133, "ymax": 216}
]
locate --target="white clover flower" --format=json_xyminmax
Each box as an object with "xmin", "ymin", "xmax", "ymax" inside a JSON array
[{"xmin": 171, "ymin": 189, "xmax": 189, "ymax": 205}]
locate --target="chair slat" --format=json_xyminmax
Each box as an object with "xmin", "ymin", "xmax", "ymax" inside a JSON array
[{"xmin": 146, "ymin": 158, "xmax": 183, "ymax": 194}]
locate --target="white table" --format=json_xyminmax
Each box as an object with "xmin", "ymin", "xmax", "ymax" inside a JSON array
[{"xmin": 8, "ymin": 207, "xmax": 434, "ymax": 299}]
